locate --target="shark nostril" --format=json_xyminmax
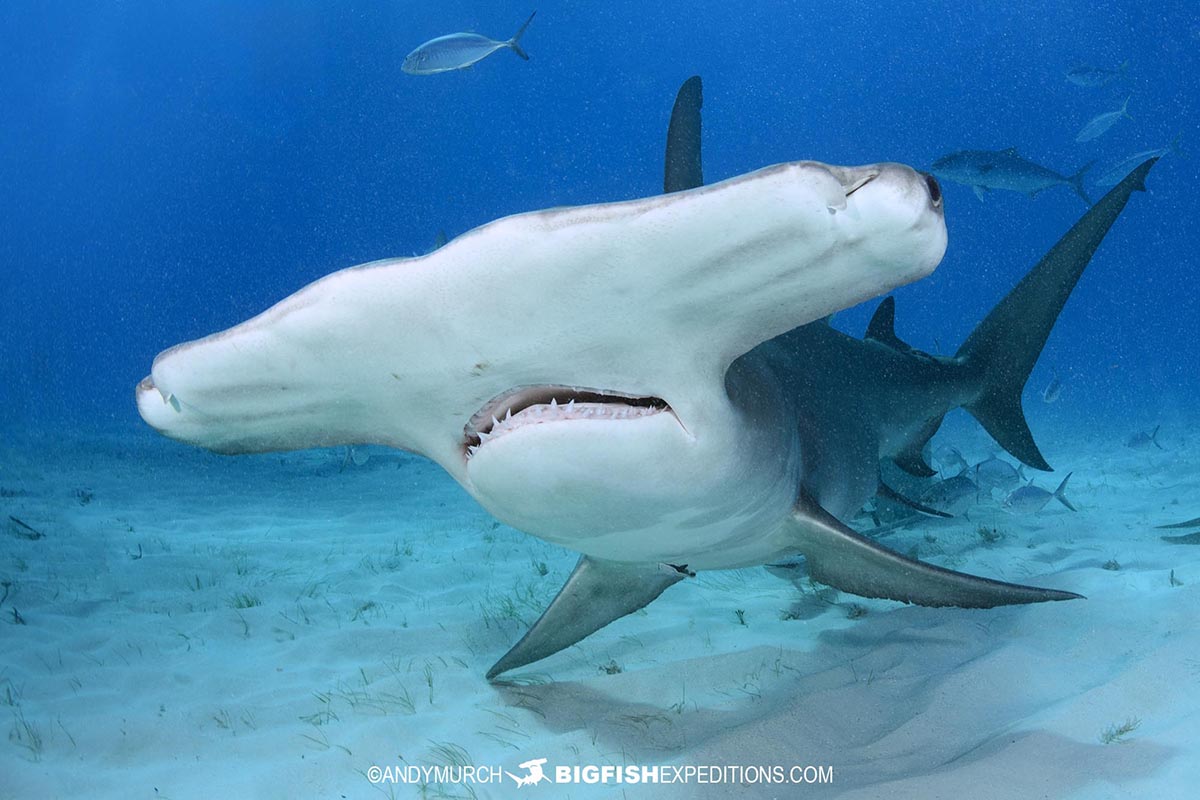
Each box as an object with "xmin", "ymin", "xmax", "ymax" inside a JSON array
[{"xmin": 921, "ymin": 172, "xmax": 943, "ymax": 208}]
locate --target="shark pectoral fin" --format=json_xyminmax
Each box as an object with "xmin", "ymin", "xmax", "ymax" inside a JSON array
[
  {"xmin": 486, "ymin": 556, "xmax": 693, "ymax": 680},
  {"xmin": 790, "ymin": 491, "xmax": 1082, "ymax": 608}
]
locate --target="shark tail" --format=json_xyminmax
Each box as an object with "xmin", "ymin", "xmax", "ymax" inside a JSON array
[
  {"xmin": 955, "ymin": 158, "xmax": 1157, "ymax": 472},
  {"xmin": 508, "ymin": 11, "xmax": 536, "ymax": 60},
  {"xmin": 1053, "ymin": 472, "xmax": 1077, "ymax": 511},
  {"xmin": 1068, "ymin": 161, "xmax": 1094, "ymax": 205}
]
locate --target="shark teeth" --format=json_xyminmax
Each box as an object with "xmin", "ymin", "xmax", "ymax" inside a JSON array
[{"xmin": 465, "ymin": 401, "xmax": 664, "ymax": 459}]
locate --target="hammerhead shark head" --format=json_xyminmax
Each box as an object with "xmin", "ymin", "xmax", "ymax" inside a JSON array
[
  {"xmin": 482, "ymin": 79, "xmax": 1154, "ymax": 678},
  {"xmin": 136, "ymin": 77, "xmax": 1155, "ymax": 679}
]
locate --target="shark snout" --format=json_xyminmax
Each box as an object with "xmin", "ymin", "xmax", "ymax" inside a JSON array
[
  {"xmin": 822, "ymin": 163, "xmax": 942, "ymax": 216},
  {"xmin": 136, "ymin": 375, "xmax": 178, "ymax": 433}
]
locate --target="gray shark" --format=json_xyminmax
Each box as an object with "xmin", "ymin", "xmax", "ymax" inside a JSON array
[
  {"xmin": 931, "ymin": 147, "xmax": 1092, "ymax": 204},
  {"xmin": 488, "ymin": 80, "xmax": 1158, "ymax": 677},
  {"xmin": 135, "ymin": 77, "xmax": 1154, "ymax": 680}
]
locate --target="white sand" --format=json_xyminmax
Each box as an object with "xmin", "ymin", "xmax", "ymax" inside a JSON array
[{"xmin": 2, "ymin": 412, "xmax": 1198, "ymax": 799}]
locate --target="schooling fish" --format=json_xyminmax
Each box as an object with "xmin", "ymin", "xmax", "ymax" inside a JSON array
[
  {"xmin": 1065, "ymin": 61, "xmax": 1129, "ymax": 87},
  {"xmin": 933, "ymin": 444, "xmax": 970, "ymax": 476},
  {"xmin": 1126, "ymin": 425, "xmax": 1164, "ymax": 450},
  {"xmin": 973, "ymin": 455, "xmax": 1024, "ymax": 494},
  {"xmin": 1095, "ymin": 137, "xmax": 1182, "ymax": 187},
  {"xmin": 919, "ymin": 474, "xmax": 980, "ymax": 517},
  {"xmin": 930, "ymin": 147, "xmax": 1091, "ymax": 204},
  {"xmin": 402, "ymin": 12, "xmax": 536, "ymax": 75},
  {"xmin": 1076, "ymin": 96, "xmax": 1133, "ymax": 143},
  {"xmin": 1005, "ymin": 473, "xmax": 1077, "ymax": 514}
]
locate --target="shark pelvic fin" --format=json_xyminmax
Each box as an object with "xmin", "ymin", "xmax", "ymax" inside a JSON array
[
  {"xmin": 893, "ymin": 413, "xmax": 944, "ymax": 478},
  {"xmin": 791, "ymin": 491, "xmax": 1083, "ymax": 607},
  {"xmin": 486, "ymin": 556, "xmax": 693, "ymax": 679},
  {"xmin": 957, "ymin": 157, "xmax": 1157, "ymax": 472}
]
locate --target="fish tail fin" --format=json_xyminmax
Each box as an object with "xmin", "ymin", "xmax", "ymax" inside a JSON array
[
  {"xmin": 1053, "ymin": 472, "xmax": 1077, "ymax": 511},
  {"xmin": 508, "ymin": 11, "xmax": 536, "ymax": 60},
  {"xmin": 1122, "ymin": 95, "xmax": 1134, "ymax": 120},
  {"xmin": 1069, "ymin": 161, "xmax": 1094, "ymax": 205},
  {"xmin": 1168, "ymin": 133, "xmax": 1185, "ymax": 159},
  {"xmin": 1152, "ymin": 425, "xmax": 1165, "ymax": 450},
  {"xmin": 955, "ymin": 159, "xmax": 1157, "ymax": 472}
]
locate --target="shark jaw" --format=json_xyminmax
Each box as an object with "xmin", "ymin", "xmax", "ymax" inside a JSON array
[{"xmin": 463, "ymin": 385, "xmax": 674, "ymax": 459}]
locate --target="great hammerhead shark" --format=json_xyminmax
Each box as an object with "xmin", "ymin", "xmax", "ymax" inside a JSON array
[{"xmin": 135, "ymin": 76, "xmax": 1155, "ymax": 679}]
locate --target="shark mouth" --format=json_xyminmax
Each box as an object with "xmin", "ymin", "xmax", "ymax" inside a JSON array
[{"xmin": 464, "ymin": 385, "xmax": 671, "ymax": 458}]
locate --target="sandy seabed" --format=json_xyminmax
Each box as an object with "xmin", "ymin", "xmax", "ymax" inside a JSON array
[{"xmin": 2, "ymin": 410, "xmax": 1198, "ymax": 800}]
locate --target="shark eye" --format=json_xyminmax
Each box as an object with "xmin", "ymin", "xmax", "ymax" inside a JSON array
[{"xmin": 922, "ymin": 172, "xmax": 943, "ymax": 208}]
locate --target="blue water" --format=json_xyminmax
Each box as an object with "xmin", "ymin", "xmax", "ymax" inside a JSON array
[
  {"xmin": 4, "ymin": 5, "xmax": 1200, "ymax": 796},
  {"xmin": 2, "ymin": 1, "xmax": 1196, "ymax": 431}
]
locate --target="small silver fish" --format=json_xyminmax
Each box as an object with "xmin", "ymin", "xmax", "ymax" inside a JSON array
[
  {"xmin": 930, "ymin": 147, "xmax": 1091, "ymax": 204},
  {"xmin": 1076, "ymin": 96, "xmax": 1133, "ymax": 143},
  {"xmin": 973, "ymin": 455, "xmax": 1024, "ymax": 493},
  {"xmin": 1004, "ymin": 473, "xmax": 1076, "ymax": 514},
  {"xmin": 1041, "ymin": 374, "xmax": 1062, "ymax": 403},
  {"xmin": 919, "ymin": 475, "xmax": 980, "ymax": 516},
  {"xmin": 1095, "ymin": 137, "xmax": 1181, "ymax": 187},
  {"xmin": 933, "ymin": 444, "xmax": 969, "ymax": 476},
  {"xmin": 1065, "ymin": 61, "xmax": 1129, "ymax": 88},
  {"xmin": 1125, "ymin": 425, "xmax": 1164, "ymax": 450},
  {"xmin": 403, "ymin": 12, "xmax": 536, "ymax": 75}
]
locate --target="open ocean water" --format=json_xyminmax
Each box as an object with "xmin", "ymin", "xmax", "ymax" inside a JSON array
[{"xmin": 2, "ymin": 3, "xmax": 1199, "ymax": 798}]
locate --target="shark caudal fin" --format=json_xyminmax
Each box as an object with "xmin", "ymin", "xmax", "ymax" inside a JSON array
[
  {"xmin": 664, "ymin": 75, "xmax": 703, "ymax": 193},
  {"xmin": 507, "ymin": 11, "xmax": 536, "ymax": 60},
  {"xmin": 956, "ymin": 158, "xmax": 1157, "ymax": 471}
]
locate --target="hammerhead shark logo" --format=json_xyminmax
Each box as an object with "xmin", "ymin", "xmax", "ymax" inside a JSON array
[{"xmin": 506, "ymin": 757, "xmax": 550, "ymax": 787}]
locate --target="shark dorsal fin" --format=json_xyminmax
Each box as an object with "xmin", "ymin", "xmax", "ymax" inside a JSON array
[
  {"xmin": 865, "ymin": 297, "xmax": 911, "ymax": 350},
  {"xmin": 664, "ymin": 76, "xmax": 703, "ymax": 193}
]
